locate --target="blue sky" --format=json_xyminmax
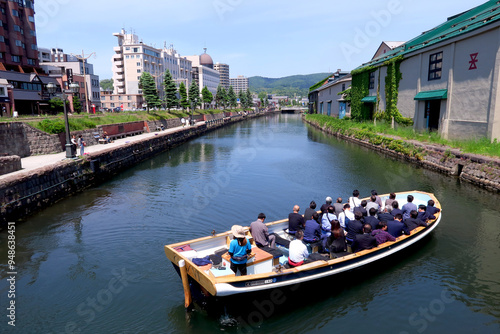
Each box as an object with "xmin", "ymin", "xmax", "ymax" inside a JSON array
[{"xmin": 36, "ymin": 0, "xmax": 488, "ymax": 80}]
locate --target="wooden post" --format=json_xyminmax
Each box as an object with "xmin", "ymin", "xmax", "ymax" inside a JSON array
[{"xmin": 179, "ymin": 260, "xmax": 192, "ymax": 308}]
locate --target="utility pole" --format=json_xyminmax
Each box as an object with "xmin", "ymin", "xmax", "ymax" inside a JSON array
[{"xmin": 72, "ymin": 50, "xmax": 95, "ymax": 114}]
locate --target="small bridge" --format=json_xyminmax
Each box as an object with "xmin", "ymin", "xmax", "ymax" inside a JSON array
[{"xmin": 281, "ymin": 108, "xmax": 305, "ymax": 114}]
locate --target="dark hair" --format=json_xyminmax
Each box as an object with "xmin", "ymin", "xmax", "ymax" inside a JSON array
[
  {"xmin": 428, "ymin": 199, "xmax": 435, "ymax": 207},
  {"xmin": 337, "ymin": 197, "xmax": 342, "ymax": 203},
  {"xmin": 369, "ymin": 208, "xmax": 377, "ymax": 216},
  {"xmin": 258, "ymin": 213, "xmax": 266, "ymax": 220},
  {"xmin": 407, "ymin": 195, "xmax": 414, "ymax": 202},
  {"xmin": 370, "ymin": 195, "xmax": 377, "ymax": 202},
  {"xmin": 237, "ymin": 237, "xmax": 247, "ymax": 246},
  {"xmin": 371, "ymin": 189, "xmax": 378, "ymax": 196},
  {"xmin": 354, "ymin": 211, "xmax": 363, "ymax": 220},
  {"xmin": 309, "ymin": 201, "xmax": 317, "ymax": 209},
  {"xmin": 343, "ymin": 203, "xmax": 350, "ymax": 210},
  {"xmin": 392, "ymin": 201, "xmax": 399, "ymax": 209},
  {"xmin": 361, "ymin": 200, "xmax": 367, "ymax": 208},
  {"xmin": 390, "ymin": 193, "xmax": 396, "ymax": 199},
  {"xmin": 353, "ymin": 189, "xmax": 360, "ymax": 197},
  {"xmin": 418, "ymin": 204, "xmax": 426, "ymax": 211},
  {"xmin": 312, "ymin": 212, "xmax": 319, "ymax": 221},
  {"xmin": 394, "ymin": 213, "xmax": 403, "ymax": 220},
  {"xmin": 331, "ymin": 220, "xmax": 343, "ymax": 239},
  {"xmin": 410, "ymin": 210, "xmax": 418, "ymax": 219},
  {"xmin": 295, "ymin": 230, "xmax": 304, "ymax": 239},
  {"xmin": 377, "ymin": 221, "xmax": 387, "ymax": 229},
  {"xmin": 327, "ymin": 205, "xmax": 334, "ymax": 214},
  {"xmin": 363, "ymin": 224, "xmax": 372, "ymax": 233}
]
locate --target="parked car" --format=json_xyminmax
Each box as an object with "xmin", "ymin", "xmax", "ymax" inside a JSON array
[{"xmin": 113, "ymin": 107, "xmax": 121, "ymax": 112}]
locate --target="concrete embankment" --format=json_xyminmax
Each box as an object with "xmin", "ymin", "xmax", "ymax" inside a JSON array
[
  {"xmin": 0, "ymin": 112, "xmax": 274, "ymax": 226},
  {"xmin": 304, "ymin": 117, "xmax": 500, "ymax": 193}
]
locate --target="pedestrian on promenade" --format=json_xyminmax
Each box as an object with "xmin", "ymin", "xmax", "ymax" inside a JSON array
[{"xmin": 77, "ymin": 135, "xmax": 86, "ymax": 156}]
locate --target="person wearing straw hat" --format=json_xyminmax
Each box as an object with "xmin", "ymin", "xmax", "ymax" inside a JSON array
[{"xmin": 228, "ymin": 225, "xmax": 252, "ymax": 276}]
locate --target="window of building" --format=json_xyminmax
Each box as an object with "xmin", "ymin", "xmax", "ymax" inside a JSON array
[
  {"xmin": 342, "ymin": 83, "xmax": 346, "ymax": 91},
  {"xmin": 14, "ymin": 25, "xmax": 21, "ymax": 32},
  {"xmin": 31, "ymin": 44, "xmax": 37, "ymax": 50},
  {"xmin": 137, "ymin": 62, "xmax": 140, "ymax": 66},
  {"xmin": 12, "ymin": 9, "xmax": 19, "ymax": 17},
  {"xmin": 28, "ymin": 16, "xmax": 35, "ymax": 23},
  {"xmin": 27, "ymin": 58, "xmax": 35, "ymax": 65},
  {"xmin": 369, "ymin": 71, "xmax": 375, "ymax": 89},
  {"xmin": 137, "ymin": 69, "xmax": 141, "ymax": 73},
  {"xmin": 125, "ymin": 55, "xmax": 129, "ymax": 59},
  {"xmin": 428, "ymin": 52, "xmax": 443, "ymax": 81},
  {"xmin": 133, "ymin": 48, "xmax": 138, "ymax": 53},
  {"xmin": 101, "ymin": 96, "xmax": 105, "ymax": 100},
  {"xmin": 118, "ymin": 96, "xmax": 122, "ymax": 100},
  {"xmin": 110, "ymin": 103, "xmax": 115, "ymax": 107},
  {"xmin": 125, "ymin": 47, "xmax": 130, "ymax": 51},
  {"xmin": 127, "ymin": 96, "xmax": 131, "ymax": 100},
  {"xmin": 15, "ymin": 40, "xmax": 22, "ymax": 47},
  {"xmin": 0, "ymin": 36, "xmax": 4, "ymax": 43}
]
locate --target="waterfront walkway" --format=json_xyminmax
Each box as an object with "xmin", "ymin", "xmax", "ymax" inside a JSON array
[{"xmin": 0, "ymin": 122, "xmax": 204, "ymax": 181}]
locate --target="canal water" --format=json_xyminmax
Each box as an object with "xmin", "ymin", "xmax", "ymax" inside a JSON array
[{"xmin": 1, "ymin": 114, "xmax": 500, "ymax": 333}]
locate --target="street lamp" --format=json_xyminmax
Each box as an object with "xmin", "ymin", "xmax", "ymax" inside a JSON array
[{"xmin": 46, "ymin": 81, "xmax": 80, "ymax": 158}]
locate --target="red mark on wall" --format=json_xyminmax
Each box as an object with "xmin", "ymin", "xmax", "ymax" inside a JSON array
[{"xmin": 469, "ymin": 53, "xmax": 478, "ymax": 70}]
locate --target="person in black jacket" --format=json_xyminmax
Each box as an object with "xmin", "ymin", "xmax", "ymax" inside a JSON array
[
  {"xmin": 352, "ymin": 224, "xmax": 378, "ymax": 252},
  {"xmin": 404, "ymin": 210, "xmax": 428, "ymax": 231}
]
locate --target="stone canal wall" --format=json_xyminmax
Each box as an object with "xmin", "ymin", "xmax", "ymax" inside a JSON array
[
  {"xmin": 0, "ymin": 111, "xmax": 273, "ymax": 225},
  {"xmin": 304, "ymin": 117, "xmax": 500, "ymax": 193}
]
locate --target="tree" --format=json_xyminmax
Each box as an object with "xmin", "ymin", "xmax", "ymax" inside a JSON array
[
  {"xmin": 139, "ymin": 72, "xmax": 160, "ymax": 112},
  {"xmin": 238, "ymin": 90, "xmax": 246, "ymax": 108},
  {"xmin": 100, "ymin": 79, "xmax": 113, "ymax": 91},
  {"xmin": 49, "ymin": 97, "xmax": 69, "ymax": 114},
  {"xmin": 245, "ymin": 88, "xmax": 253, "ymax": 108},
  {"xmin": 179, "ymin": 82, "xmax": 189, "ymax": 110},
  {"xmin": 188, "ymin": 80, "xmax": 200, "ymax": 110},
  {"xmin": 201, "ymin": 86, "xmax": 213, "ymax": 109},
  {"xmin": 215, "ymin": 85, "xmax": 227, "ymax": 109},
  {"xmin": 258, "ymin": 91, "xmax": 267, "ymax": 100},
  {"xmin": 227, "ymin": 86, "xmax": 237, "ymax": 109},
  {"xmin": 163, "ymin": 70, "xmax": 178, "ymax": 111},
  {"xmin": 72, "ymin": 95, "xmax": 82, "ymax": 113}
]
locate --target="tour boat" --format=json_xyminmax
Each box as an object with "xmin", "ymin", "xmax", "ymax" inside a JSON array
[{"xmin": 164, "ymin": 190, "xmax": 441, "ymax": 305}]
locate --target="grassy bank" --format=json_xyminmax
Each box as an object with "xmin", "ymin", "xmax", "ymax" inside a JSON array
[
  {"xmin": 305, "ymin": 114, "xmax": 500, "ymax": 158},
  {"xmin": 14, "ymin": 108, "xmax": 243, "ymax": 134}
]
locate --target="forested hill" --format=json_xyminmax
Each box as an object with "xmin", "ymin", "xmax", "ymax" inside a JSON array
[{"xmin": 249, "ymin": 73, "xmax": 332, "ymax": 97}]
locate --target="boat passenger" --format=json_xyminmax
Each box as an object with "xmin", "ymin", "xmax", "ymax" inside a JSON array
[
  {"xmin": 349, "ymin": 189, "xmax": 361, "ymax": 209},
  {"xmin": 321, "ymin": 206, "xmax": 337, "ymax": 237},
  {"xmin": 303, "ymin": 201, "xmax": 319, "ymax": 224},
  {"xmin": 371, "ymin": 221, "xmax": 396, "ymax": 245},
  {"xmin": 371, "ymin": 189, "xmax": 384, "ymax": 209},
  {"xmin": 377, "ymin": 207, "xmax": 394, "ymax": 222},
  {"xmin": 288, "ymin": 230, "xmax": 309, "ymax": 267},
  {"xmin": 288, "ymin": 205, "xmax": 305, "ymax": 235},
  {"xmin": 228, "ymin": 225, "xmax": 252, "ymax": 276},
  {"xmin": 250, "ymin": 213, "xmax": 276, "ymax": 248},
  {"xmin": 365, "ymin": 195, "xmax": 380, "ymax": 214},
  {"xmin": 320, "ymin": 197, "xmax": 333, "ymax": 214},
  {"xmin": 364, "ymin": 208, "xmax": 380, "ymax": 230},
  {"xmin": 338, "ymin": 203, "xmax": 355, "ymax": 229},
  {"xmin": 327, "ymin": 220, "xmax": 348, "ymax": 257},
  {"xmin": 386, "ymin": 213, "xmax": 410, "ymax": 238},
  {"xmin": 404, "ymin": 210, "xmax": 428, "ymax": 231},
  {"xmin": 385, "ymin": 193, "xmax": 397, "ymax": 213},
  {"xmin": 417, "ymin": 205, "xmax": 428, "ymax": 222},
  {"xmin": 333, "ymin": 197, "xmax": 344, "ymax": 217},
  {"xmin": 352, "ymin": 224, "xmax": 378, "ymax": 252},
  {"xmin": 390, "ymin": 201, "xmax": 402, "ymax": 218},
  {"xmin": 425, "ymin": 199, "xmax": 441, "ymax": 219},
  {"xmin": 402, "ymin": 195, "xmax": 417, "ymax": 220},
  {"xmin": 303, "ymin": 212, "xmax": 321, "ymax": 244},
  {"xmin": 353, "ymin": 200, "xmax": 368, "ymax": 217},
  {"xmin": 345, "ymin": 211, "xmax": 364, "ymax": 243}
]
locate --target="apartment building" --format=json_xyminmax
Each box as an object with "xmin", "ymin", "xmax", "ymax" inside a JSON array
[
  {"xmin": 230, "ymin": 75, "xmax": 249, "ymax": 94},
  {"xmin": 214, "ymin": 62, "xmax": 229, "ymax": 90}
]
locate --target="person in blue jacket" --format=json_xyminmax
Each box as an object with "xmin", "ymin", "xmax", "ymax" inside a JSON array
[{"xmin": 228, "ymin": 225, "xmax": 252, "ymax": 276}]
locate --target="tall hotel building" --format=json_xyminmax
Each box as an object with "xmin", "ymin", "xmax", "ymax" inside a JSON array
[
  {"xmin": 107, "ymin": 29, "xmax": 192, "ymax": 109},
  {"xmin": 214, "ymin": 62, "xmax": 229, "ymax": 90},
  {"xmin": 230, "ymin": 75, "xmax": 249, "ymax": 94}
]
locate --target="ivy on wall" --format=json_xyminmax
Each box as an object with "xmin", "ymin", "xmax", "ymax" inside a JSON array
[{"xmin": 350, "ymin": 66, "xmax": 375, "ymax": 121}]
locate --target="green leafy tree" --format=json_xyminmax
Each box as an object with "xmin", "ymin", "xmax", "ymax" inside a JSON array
[
  {"xmin": 72, "ymin": 95, "xmax": 82, "ymax": 113},
  {"xmin": 179, "ymin": 82, "xmax": 189, "ymax": 110},
  {"xmin": 245, "ymin": 88, "xmax": 253, "ymax": 108},
  {"xmin": 201, "ymin": 86, "xmax": 213, "ymax": 109},
  {"xmin": 238, "ymin": 90, "xmax": 246, "ymax": 108},
  {"xmin": 188, "ymin": 80, "xmax": 200, "ymax": 110},
  {"xmin": 100, "ymin": 79, "xmax": 113, "ymax": 91},
  {"xmin": 227, "ymin": 86, "xmax": 237, "ymax": 109},
  {"xmin": 163, "ymin": 70, "xmax": 178, "ymax": 111},
  {"xmin": 48, "ymin": 97, "xmax": 69, "ymax": 114},
  {"xmin": 215, "ymin": 85, "xmax": 227, "ymax": 109},
  {"xmin": 258, "ymin": 91, "xmax": 267, "ymax": 100},
  {"xmin": 139, "ymin": 72, "xmax": 160, "ymax": 112}
]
